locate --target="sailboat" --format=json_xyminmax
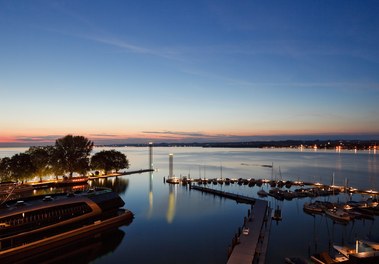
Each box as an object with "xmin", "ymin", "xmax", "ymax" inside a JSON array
[
  {"xmin": 272, "ymin": 205, "xmax": 282, "ymax": 221},
  {"xmin": 269, "ymin": 162, "xmax": 276, "ymax": 187},
  {"xmin": 217, "ymin": 164, "xmax": 224, "ymax": 185},
  {"xmin": 332, "ymin": 240, "xmax": 379, "ymax": 262},
  {"xmin": 257, "ymin": 189, "xmax": 268, "ymax": 197},
  {"xmin": 324, "ymin": 208, "xmax": 351, "ymax": 223}
]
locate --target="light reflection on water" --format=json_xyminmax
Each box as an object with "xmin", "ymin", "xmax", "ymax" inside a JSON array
[
  {"xmin": 28, "ymin": 228, "xmax": 127, "ymax": 264},
  {"xmin": 90, "ymin": 147, "xmax": 378, "ymax": 264},
  {"xmin": 1, "ymin": 147, "xmax": 378, "ymax": 263}
]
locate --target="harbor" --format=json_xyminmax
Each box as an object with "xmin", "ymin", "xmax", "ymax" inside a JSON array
[
  {"xmin": 1, "ymin": 146, "xmax": 378, "ymax": 263},
  {"xmin": 189, "ymin": 185, "xmax": 271, "ymax": 264},
  {"xmin": 167, "ymin": 176, "xmax": 378, "ymax": 197},
  {"xmin": 161, "ymin": 149, "xmax": 379, "ymax": 263}
]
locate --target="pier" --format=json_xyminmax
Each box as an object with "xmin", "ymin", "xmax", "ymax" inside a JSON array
[
  {"xmin": 170, "ymin": 176, "xmax": 378, "ymax": 198},
  {"xmin": 190, "ymin": 185, "xmax": 256, "ymax": 204},
  {"xmin": 226, "ymin": 200, "xmax": 270, "ymax": 264},
  {"xmin": 88, "ymin": 169, "xmax": 154, "ymax": 180},
  {"xmin": 190, "ymin": 185, "xmax": 271, "ymax": 264}
]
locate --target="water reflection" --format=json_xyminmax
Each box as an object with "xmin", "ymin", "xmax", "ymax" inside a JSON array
[
  {"xmin": 33, "ymin": 185, "xmax": 88, "ymax": 196},
  {"xmin": 24, "ymin": 228, "xmax": 126, "ymax": 264},
  {"xmin": 2, "ymin": 147, "xmax": 378, "ymax": 264},
  {"xmin": 89, "ymin": 177, "xmax": 129, "ymax": 194},
  {"xmin": 148, "ymin": 171, "xmax": 154, "ymax": 219},
  {"xmin": 166, "ymin": 184, "xmax": 177, "ymax": 224},
  {"xmin": 146, "ymin": 171, "xmax": 178, "ymax": 224}
]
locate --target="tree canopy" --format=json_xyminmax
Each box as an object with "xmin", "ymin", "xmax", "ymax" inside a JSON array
[
  {"xmin": 53, "ymin": 135, "xmax": 94, "ymax": 178},
  {"xmin": 91, "ymin": 150, "xmax": 129, "ymax": 173},
  {"xmin": 0, "ymin": 157, "xmax": 12, "ymax": 182},
  {"xmin": 0, "ymin": 135, "xmax": 134, "ymax": 183},
  {"xmin": 26, "ymin": 146, "xmax": 53, "ymax": 182},
  {"xmin": 9, "ymin": 153, "xmax": 36, "ymax": 182}
]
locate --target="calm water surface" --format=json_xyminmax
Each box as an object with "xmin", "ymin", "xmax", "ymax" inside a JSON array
[{"xmin": 1, "ymin": 147, "xmax": 378, "ymax": 263}]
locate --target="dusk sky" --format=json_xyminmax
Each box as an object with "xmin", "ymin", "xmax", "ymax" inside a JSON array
[{"xmin": 1, "ymin": 0, "xmax": 379, "ymax": 146}]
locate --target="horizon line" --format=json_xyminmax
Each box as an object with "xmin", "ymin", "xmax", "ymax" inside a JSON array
[{"xmin": 1, "ymin": 135, "xmax": 379, "ymax": 148}]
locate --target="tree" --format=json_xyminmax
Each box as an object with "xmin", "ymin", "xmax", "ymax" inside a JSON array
[
  {"xmin": 0, "ymin": 157, "xmax": 12, "ymax": 182},
  {"xmin": 110, "ymin": 150, "xmax": 129, "ymax": 172},
  {"xmin": 26, "ymin": 146, "xmax": 52, "ymax": 182},
  {"xmin": 54, "ymin": 135, "xmax": 94, "ymax": 178},
  {"xmin": 9, "ymin": 153, "xmax": 35, "ymax": 182},
  {"xmin": 91, "ymin": 150, "xmax": 129, "ymax": 174}
]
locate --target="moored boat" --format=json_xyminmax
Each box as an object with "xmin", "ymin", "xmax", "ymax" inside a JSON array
[
  {"xmin": 324, "ymin": 208, "xmax": 351, "ymax": 223},
  {"xmin": 303, "ymin": 202, "xmax": 323, "ymax": 214},
  {"xmin": 0, "ymin": 188, "xmax": 133, "ymax": 261},
  {"xmin": 166, "ymin": 177, "xmax": 180, "ymax": 184},
  {"xmin": 333, "ymin": 242, "xmax": 379, "ymax": 262},
  {"xmin": 257, "ymin": 189, "xmax": 268, "ymax": 197},
  {"xmin": 360, "ymin": 240, "xmax": 379, "ymax": 251},
  {"xmin": 272, "ymin": 205, "xmax": 282, "ymax": 221},
  {"xmin": 311, "ymin": 251, "xmax": 349, "ymax": 263}
]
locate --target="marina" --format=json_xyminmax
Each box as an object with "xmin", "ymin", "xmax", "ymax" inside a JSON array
[
  {"xmin": 2, "ymin": 1, "xmax": 379, "ymax": 263},
  {"xmin": 0, "ymin": 146, "xmax": 378, "ymax": 263},
  {"xmin": 189, "ymin": 185, "xmax": 271, "ymax": 264}
]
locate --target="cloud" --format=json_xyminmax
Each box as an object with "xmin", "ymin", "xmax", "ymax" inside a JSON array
[
  {"xmin": 89, "ymin": 133, "xmax": 119, "ymax": 138},
  {"xmin": 15, "ymin": 135, "xmax": 64, "ymax": 143},
  {"xmin": 142, "ymin": 131, "xmax": 213, "ymax": 138},
  {"xmin": 79, "ymin": 34, "xmax": 184, "ymax": 61},
  {"xmin": 140, "ymin": 131, "xmax": 263, "ymax": 143},
  {"xmin": 86, "ymin": 35, "xmax": 152, "ymax": 54}
]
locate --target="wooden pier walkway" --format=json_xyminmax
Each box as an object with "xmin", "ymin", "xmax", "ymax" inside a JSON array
[
  {"xmin": 190, "ymin": 185, "xmax": 256, "ymax": 204},
  {"xmin": 227, "ymin": 199, "xmax": 269, "ymax": 264},
  {"xmin": 189, "ymin": 185, "xmax": 270, "ymax": 264}
]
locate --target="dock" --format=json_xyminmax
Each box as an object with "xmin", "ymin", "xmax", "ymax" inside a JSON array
[
  {"xmin": 189, "ymin": 185, "xmax": 271, "ymax": 264},
  {"xmin": 226, "ymin": 199, "xmax": 270, "ymax": 264},
  {"xmin": 190, "ymin": 185, "xmax": 256, "ymax": 204}
]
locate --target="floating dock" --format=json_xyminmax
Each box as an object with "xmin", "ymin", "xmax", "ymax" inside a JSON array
[
  {"xmin": 189, "ymin": 185, "xmax": 270, "ymax": 264},
  {"xmin": 226, "ymin": 199, "xmax": 270, "ymax": 264},
  {"xmin": 190, "ymin": 185, "xmax": 256, "ymax": 204}
]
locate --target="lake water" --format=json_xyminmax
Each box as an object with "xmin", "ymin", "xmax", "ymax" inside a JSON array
[{"xmin": 1, "ymin": 146, "xmax": 378, "ymax": 263}]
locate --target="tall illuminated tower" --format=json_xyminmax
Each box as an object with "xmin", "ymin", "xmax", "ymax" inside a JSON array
[
  {"xmin": 149, "ymin": 142, "xmax": 153, "ymax": 170},
  {"xmin": 169, "ymin": 153, "xmax": 173, "ymax": 178}
]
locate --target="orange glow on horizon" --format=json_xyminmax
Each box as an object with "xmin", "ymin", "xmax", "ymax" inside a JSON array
[
  {"xmin": 0, "ymin": 136, "xmax": 18, "ymax": 143},
  {"xmin": 0, "ymin": 129, "xmax": 378, "ymax": 146}
]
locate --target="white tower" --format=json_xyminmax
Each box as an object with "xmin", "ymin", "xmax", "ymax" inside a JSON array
[
  {"xmin": 169, "ymin": 154, "xmax": 173, "ymax": 178},
  {"xmin": 149, "ymin": 142, "xmax": 153, "ymax": 170}
]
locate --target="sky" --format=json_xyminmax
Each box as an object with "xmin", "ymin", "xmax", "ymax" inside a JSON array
[{"xmin": 1, "ymin": 0, "xmax": 379, "ymax": 146}]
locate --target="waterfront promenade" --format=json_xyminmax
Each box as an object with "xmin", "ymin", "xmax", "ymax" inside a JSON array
[
  {"xmin": 88, "ymin": 169, "xmax": 154, "ymax": 179},
  {"xmin": 28, "ymin": 169, "xmax": 154, "ymax": 189}
]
